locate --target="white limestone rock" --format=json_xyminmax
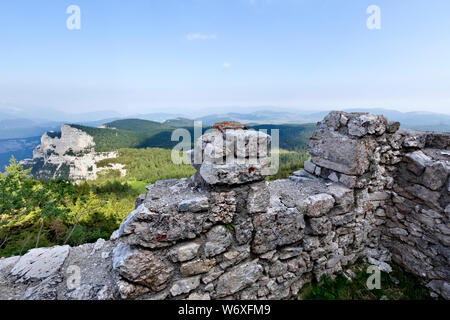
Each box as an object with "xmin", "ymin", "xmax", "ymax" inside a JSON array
[
  {"xmin": 177, "ymin": 242, "xmax": 201, "ymax": 262},
  {"xmin": 170, "ymin": 276, "xmax": 201, "ymax": 296},
  {"xmin": 296, "ymin": 193, "xmax": 335, "ymax": 217},
  {"xmin": 10, "ymin": 245, "xmax": 70, "ymax": 283}
]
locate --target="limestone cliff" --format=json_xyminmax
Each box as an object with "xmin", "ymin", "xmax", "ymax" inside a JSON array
[{"xmin": 20, "ymin": 125, "xmax": 125, "ymax": 183}]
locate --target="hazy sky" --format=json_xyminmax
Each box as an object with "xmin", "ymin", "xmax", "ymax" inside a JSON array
[{"xmin": 0, "ymin": 0, "xmax": 449, "ymax": 116}]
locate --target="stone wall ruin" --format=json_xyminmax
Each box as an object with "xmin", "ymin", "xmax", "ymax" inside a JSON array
[{"xmin": 0, "ymin": 111, "xmax": 448, "ymax": 300}]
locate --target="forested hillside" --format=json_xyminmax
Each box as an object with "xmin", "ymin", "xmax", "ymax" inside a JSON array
[
  {"xmin": 250, "ymin": 123, "xmax": 316, "ymax": 151},
  {"xmin": 69, "ymin": 124, "xmax": 145, "ymax": 152},
  {"xmin": 71, "ymin": 119, "xmax": 315, "ymax": 153},
  {"xmin": 71, "ymin": 119, "xmax": 192, "ymax": 151}
]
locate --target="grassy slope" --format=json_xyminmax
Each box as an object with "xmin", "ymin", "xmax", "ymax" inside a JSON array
[{"xmin": 95, "ymin": 148, "xmax": 196, "ymax": 193}]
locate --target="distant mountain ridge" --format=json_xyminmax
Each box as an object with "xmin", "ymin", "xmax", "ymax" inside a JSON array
[
  {"xmin": 194, "ymin": 109, "xmax": 450, "ymax": 130},
  {"xmin": 1, "ymin": 107, "xmax": 449, "ymax": 141},
  {"xmin": 0, "ymin": 136, "xmax": 41, "ymax": 171}
]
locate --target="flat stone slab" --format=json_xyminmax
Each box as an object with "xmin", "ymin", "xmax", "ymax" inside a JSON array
[
  {"xmin": 10, "ymin": 245, "xmax": 70, "ymax": 282},
  {"xmin": 268, "ymin": 178, "xmax": 335, "ymax": 204},
  {"xmin": 309, "ymin": 129, "xmax": 376, "ymax": 175},
  {"xmin": 214, "ymin": 259, "xmax": 263, "ymax": 298}
]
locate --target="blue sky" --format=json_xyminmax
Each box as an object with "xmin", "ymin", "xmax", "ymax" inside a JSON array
[{"xmin": 0, "ymin": 0, "xmax": 449, "ymax": 116}]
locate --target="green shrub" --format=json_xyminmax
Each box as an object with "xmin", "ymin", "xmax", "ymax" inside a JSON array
[{"xmin": 298, "ymin": 259, "xmax": 432, "ymax": 300}]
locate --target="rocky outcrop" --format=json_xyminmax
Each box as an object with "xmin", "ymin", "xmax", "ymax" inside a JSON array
[
  {"xmin": 20, "ymin": 125, "xmax": 125, "ymax": 183},
  {"xmin": 1, "ymin": 111, "xmax": 449, "ymax": 300}
]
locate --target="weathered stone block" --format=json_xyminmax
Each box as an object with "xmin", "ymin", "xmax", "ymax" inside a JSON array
[
  {"xmin": 309, "ymin": 129, "xmax": 376, "ymax": 175},
  {"xmin": 170, "ymin": 276, "xmax": 201, "ymax": 296},
  {"xmin": 116, "ymin": 280, "xmax": 151, "ymax": 300},
  {"xmin": 112, "ymin": 243, "xmax": 173, "ymax": 291},
  {"xmin": 247, "ymin": 181, "xmax": 270, "ymax": 214},
  {"xmin": 118, "ymin": 205, "xmax": 205, "ymax": 248},
  {"xmin": 367, "ymin": 191, "xmax": 390, "ymax": 201},
  {"xmin": 279, "ymin": 247, "xmax": 303, "ymax": 260},
  {"xmin": 269, "ymin": 261, "xmax": 288, "ymax": 277},
  {"xmin": 330, "ymin": 212, "xmax": 355, "ymax": 226},
  {"xmin": 422, "ymin": 161, "xmax": 448, "ymax": 191},
  {"xmin": 199, "ymin": 159, "xmax": 271, "ymax": 185},
  {"xmin": 427, "ymin": 280, "xmax": 450, "ymax": 300},
  {"xmin": 178, "ymin": 197, "xmax": 209, "ymax": 213},
  {"xmin": 204, "ymin": 226, "xmax": 233, "ymax": 257},
  {"xmin": 234, "ymin": 216, "xmax": 254, "ymax": 245},
  {"xmin": 347, "ymin": 114, "xmax": 387, "ymax": 137},
  {"xmin": 22, "ymin": 275, "xmax": 62, "ymax": 300},
  {"xmin": 296, "ymin": 193, "xmax": 335, "ymax": 217},
  {"xmin": 220, "ymin": 245, "xmax": 250, "ymax": 269},
  {"xmin": 214, "ymin": 260, "xmax": 263, "ymax": 298},
  {"xmin": 177, "ymin": 242, "xmax": 200, "ymax": 262},
  {"xmin": 252, "ymin": 206, "xmax": 305, "ymax": 254},
  {"xmin": 308, "ymin": 217, "xmax": 332, "ymax": 235},
  {"xmin": 326, "ymin": 184, "xmax": 354, "ymax": 211},
  {"xmin": 402, "ymin": 130, "xmax": 427, "ymax": 148},
  {"xmin": 394, "ymin": 183, "xmax": 442, "ymax": 211},
  {"xmin": 180, "ymin": 259, "xmax": 216, "ymax": 277},
  {"xmin": 404, "ymin": 151, "xmax": 432, "ymax": 176},
  {"xmin": 339, "ymin": 174, "xmax": 358, "ymax": 189},
  {"xmin": 303, "ymin": 160, "xmax": 316, "ymax": 174},
  {"xmin": 389, "ymin": 228, "xmax": 408, "ymax": 237}
]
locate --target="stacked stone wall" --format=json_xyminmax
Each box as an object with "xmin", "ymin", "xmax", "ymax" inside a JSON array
[
  {"xmin": 1, "ymin": 112, "xmax": 448, "ymax": 300},
  {"xmin": 381, "ymin": 130, "xmax": 450, "ymax": 298}
]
